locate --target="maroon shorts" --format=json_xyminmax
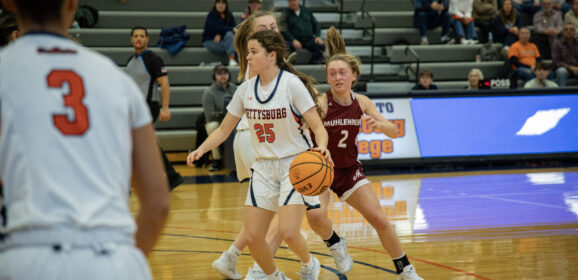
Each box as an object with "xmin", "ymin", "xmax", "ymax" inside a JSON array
[{"xmin": 331, "ymin": 161, "xmax": 370, "ymax": 200}]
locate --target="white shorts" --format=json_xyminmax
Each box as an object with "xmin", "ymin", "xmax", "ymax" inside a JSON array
[
  {"xmin": 245, "ymin": 156, "xmax": 320, "ymax": 212},
  {"xmin": 0, "ymin": 244, "xmax": 152, "ymax": 280},
  {"xmin": 233, "ymin": 129, "xmax": 255, "ymax": 182}
]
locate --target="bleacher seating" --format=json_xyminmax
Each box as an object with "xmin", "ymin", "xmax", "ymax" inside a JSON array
[{"xmin": 77, "ymin": 0, "xmax": 507, "ymax": 152}]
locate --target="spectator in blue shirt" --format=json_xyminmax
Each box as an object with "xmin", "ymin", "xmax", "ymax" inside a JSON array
[{"xmin": 202, "ymin": 0, "xmax": 237, "ymax": 66}]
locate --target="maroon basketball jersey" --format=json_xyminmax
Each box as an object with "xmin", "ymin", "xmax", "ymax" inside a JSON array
[{"xmin": 324, "ymin": 90, "xmax": 363, "ymax": 169}]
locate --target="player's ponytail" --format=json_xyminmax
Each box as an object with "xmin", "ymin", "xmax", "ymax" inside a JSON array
[
  {"xmin": 325, "ymin": 26, "xmax": 362, "ymax": 86},
  {"xmin": 248, "ymin": 30, "xmax": 322, "ymax": 118}
]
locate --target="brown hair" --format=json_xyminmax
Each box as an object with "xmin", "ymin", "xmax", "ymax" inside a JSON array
[
  {"xmin": 419, "ymin": 68, "xmax": 434, "ymax": 79},
  {"xmin": 234, "ymin": 10, "xmax": 282, "ymax": 81},
  {"xmin": 325, "ymin": 26, "xmax": 362, "ymax": 86},
  {"xmin": 500, "ymin": 0, "xmax": 518, "ymax": 26},
  {"xmin": 248, "ymin": 30, "xmax": 321, "ymax": 117}
]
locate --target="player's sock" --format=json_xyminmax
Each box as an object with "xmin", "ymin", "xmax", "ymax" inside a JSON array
[
  {"xmin": 393, "ymin": 253, "xmax": 411, "ymax": 274},
  {"xmin": 227, "ymin": 244, "xmax": 242, "ymax": 262},
  {"xmin": 324, "ymin": 231, "xmax": 341, "ymax": 247}
]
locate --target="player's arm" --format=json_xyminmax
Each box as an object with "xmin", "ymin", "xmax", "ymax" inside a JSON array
[
  {"xmin": 157, "ymin": 75, "xmax": 171, "ymax": 122},
  {"xmin": 131, "ymin": 123, "xmax": 170, "ymax": 256},
  {"xmin": 357, "ymin": 94, "xmax": 399, "ymax": 139},
  {"xmin": 303, "ymin": 107, "xmax": 334, "ymax": 166},
  {"xmin": 187, "ymin": 113, "xmax": 240, "ymax": 166}
]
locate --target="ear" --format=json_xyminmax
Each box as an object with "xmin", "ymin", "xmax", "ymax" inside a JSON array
[{"xmin": 352, "ymin": 71, "xmax": 358, "ymax": 82}]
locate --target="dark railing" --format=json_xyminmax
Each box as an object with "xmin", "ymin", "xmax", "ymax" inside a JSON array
[{"xmin": 404, "ymin": 46, "xmax": 421, "ymax": 84}]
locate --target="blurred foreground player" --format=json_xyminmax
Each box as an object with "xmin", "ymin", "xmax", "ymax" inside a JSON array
[{"xmin": 0, "ymin": 0, "xmax": 170, "ymax": 279}]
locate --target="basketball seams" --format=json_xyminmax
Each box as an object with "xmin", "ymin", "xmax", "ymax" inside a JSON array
[{"xmin": 289, "ymin": 150, "xmax": 334, "ymax": 196}]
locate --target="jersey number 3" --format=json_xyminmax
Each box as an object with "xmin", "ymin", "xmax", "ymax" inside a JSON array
[
  {"xmin": 47, "ymin": 70, "xmax": 90, "ymax": 136},
  {"xmin": 254, "ymin": 123, "xmax": 275, "ymax": 143}
]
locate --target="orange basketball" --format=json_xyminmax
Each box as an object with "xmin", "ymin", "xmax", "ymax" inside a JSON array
[{"xmin": 289, "ymin": 151, "xmax": 333, "ymax": 196}]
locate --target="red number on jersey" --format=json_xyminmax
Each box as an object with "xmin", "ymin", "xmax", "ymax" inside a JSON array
[
  {"xmin": 47, "ymin": 70, "xmax": 90, "ymax": 135},
  {"xmin": 254, "ymin": 123, "xmax": 275, "ymax": 143}
]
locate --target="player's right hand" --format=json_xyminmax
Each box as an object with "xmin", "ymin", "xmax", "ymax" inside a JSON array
[{"xmin": 187, "ymin": 150, "xmax": 203, "ymax": 167}]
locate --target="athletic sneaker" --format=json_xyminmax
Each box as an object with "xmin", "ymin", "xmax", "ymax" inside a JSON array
[
  {"xmin": 397, "ymin": 264, "xmax": 424, "ymax": 280},
  {"xmin": 212, "ymin": 251, "xmax": 242, "ymax": 279},
  {"xmin": 329, "ymin": 238, "xmax": 353, "ymax": 274},
  {"xmin": 244, "ymin": 265, "xmax": 267, "ymax": 280},
  {"xmin": 300, "ymin": 256, "xmax": 321, "ymax": 280}
]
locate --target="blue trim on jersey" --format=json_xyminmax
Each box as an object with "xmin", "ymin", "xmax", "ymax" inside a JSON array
[
  {"xmin": 254, "ymin": 69, "xmax": 284, "ymax": 104},
  {"xmin": 22, "ymin": 31, "xmax": 67, "ymax": 39},
  {"xmin": 283, "ymin": 189, "xmax": 297, "ymax": 206},
  {"xmin": 249, "ymin": 178, "xmax": 257, "ymax": 207},
  {"xmin": 303, "ymin": 196, "xmax": 321, "ymax": 211},
  {"xmin": 290, "ymin": 105, "xmax": 312, "ymax": 148}
]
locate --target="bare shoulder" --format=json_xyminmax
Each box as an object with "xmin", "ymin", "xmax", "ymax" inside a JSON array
[{"xmin": 355, "ymin": 93, "xmax": 372, "ymax": 112}]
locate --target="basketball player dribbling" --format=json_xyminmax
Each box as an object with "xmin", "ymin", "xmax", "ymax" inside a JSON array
[
  {"xmin": 188, "ymin": 30, "xmax": 330, "ymax": 280},
  {"xmin": 317, "ymin": 26, "xmax": 424, "ymax": 280},
  {"xmin": 0, "ymin": 0, "xmax": 169, "ymax": 279},
  {"xmin": 211, "ymin": 11, "xmax": 352, "ymax": 280}
]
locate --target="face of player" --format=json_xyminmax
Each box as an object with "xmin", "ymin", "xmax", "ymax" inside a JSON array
[
  {"xmin": 502, "ymin": 0, "xmax": 513, "ymax": 15},
  {"xmin": 288, "ymin": 0, "xmax": 300, "ymax": 11},
  {"xmin": 252, "ymin": 15, "xmax": 279, "ymax": 34},
  {"xmin": 468, "ymin": 71, "xmax": 481, "ymax": 88},
  {"xmin": 327, "ymin": 60, "xmax": 357, "ymax": 95},
  {"xmin": 247, "ymin": 39, "xmax": 276, "ymax": 74},
  {"xmin": 216, "ymin": 1, "xmax": 227, "ymax": 13},
  {"xmin": 419, "ymin": 75, "xmax": 432, "ymax": 89},
  {"xmin": 130, "ymin": 29, "xmax": 148, "ymax": 51}
]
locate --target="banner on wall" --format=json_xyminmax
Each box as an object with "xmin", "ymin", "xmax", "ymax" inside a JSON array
[{"xmin": 357, "ymin": 98, "xmax": 421, "ymax": 160}]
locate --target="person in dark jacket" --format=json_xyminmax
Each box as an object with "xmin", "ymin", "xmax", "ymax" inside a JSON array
[
  {"xmin": 202, "ymin": 0, "xmax": 237, "ymax": 66},
  {"xmin": 282, "ymin": 0, "xmax": 325, "ymax": 63},
  {"xmin": 492, "ymin": 0, "xmax": 523, "ymax": 47},
  {"xmin": 412, "ymin": 68, "xmax": 439, "ymax": 90},
  {"xmin": 413, "ymin": 0, "xmax": 452, "ymax": 45}
]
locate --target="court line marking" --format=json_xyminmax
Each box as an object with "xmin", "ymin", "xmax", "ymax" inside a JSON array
[
  {"xmin": 475, "ymin": 194, "xmax": 568, "ymax": 209},
  {"xmin": 162, "ymin": 227, "xmax": 490, "ymax": 279}
]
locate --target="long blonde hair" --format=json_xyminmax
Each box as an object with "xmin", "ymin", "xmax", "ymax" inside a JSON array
[
  {"xmin": 325, "ymin": 26, "xmax": 362, "ymax": 86},
  {"xmin": 248, "ymin": 30, "xmax": 322, "ymax": 118},
  {"xmin": 234, "ymin": 10, "xmax": 281, "ymax": 82}
]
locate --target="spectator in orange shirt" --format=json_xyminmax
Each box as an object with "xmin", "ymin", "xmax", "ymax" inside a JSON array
[{"xmin": 508, "ymin": 27, "xmax": 542, "ymax": 81}]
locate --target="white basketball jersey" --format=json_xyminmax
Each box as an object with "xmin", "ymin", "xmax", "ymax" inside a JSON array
[
  {"xmin": 0, "ymin": 33, "xmax": 151, "ymax": 236},
  {"xmin": 227, "ymin": 70, "xmax": 315, "ymax": 159}
]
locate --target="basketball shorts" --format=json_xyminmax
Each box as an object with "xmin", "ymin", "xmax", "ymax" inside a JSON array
[
  {"xmin": 245, "ymin": 156, "xmax": 320, "ymax": 212},
  {"xmin": 332, "ymin": 161, "xmax": 370, "ymax": 201},
  {"xmin": 233, "ymin": 129, "xmax": 255, "ymax": 182}
]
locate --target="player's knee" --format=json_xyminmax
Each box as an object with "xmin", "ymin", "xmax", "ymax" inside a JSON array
[
  {"xmin": 279, "ymin": 228, "xmax": 302, "ymax": 245},
  {"xmin": 305, "ymin": 209, "xmax": 326, "ymax": 228}
]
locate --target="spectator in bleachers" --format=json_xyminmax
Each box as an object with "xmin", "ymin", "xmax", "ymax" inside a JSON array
[
  {"xmin": 450, "ymin": 0, "xmax": 479, "ymax": 44},
  {"xmin": 467, "ymin": 68, "xmax": 484, "ymax": 89},
  {"xmin": 513, "ymin": 0, "xmax": 541, "ymax": 24},
  {"xmin": 564, "ymin": 0, "xmax": 578, "ymax": 36},
  {"xmin": 413, "ymin": 0, "xmax": 453, "ymax": 45},
  {"xmin": 508, "ymin": 27, "xmax": 542, "ymax": 81},
  {"xmin": 474, "ymin": 0, "xmax": 498, "ymax": 43},
  {"xmin": 532, "ymin": 0, "xmax": 563, "ymax": 59},
  {"xmin": 553, "ymin": 0, "xmax": 572, "ymax": 16},
  {"xmin": 492, "ymin": 0, "xmax": 523, "ymax": 49},
  {"xmin": 282, "ymin": 0, "xmax": 325, "ymax": 64},
  {"xmin": 524, "ymin": 61, "xmax": 559, "ymax": 87},
  {"xmin": 552, "ymin": 23, "xmax": 578, "ymax": 86},
  {"xmin": 412, "ymin": 68, "xmax": 439, "ymax": 90},
  {"xmin": 202, "ymin": 0, "xmax": 237, "ymax": 66},
  {"xmin": 202, "ymin": 65, "xmax": 237, "ymax": 171},
  {"xmin": 241, "ymin": 0, "xmax": 263, "ymax": 21}
]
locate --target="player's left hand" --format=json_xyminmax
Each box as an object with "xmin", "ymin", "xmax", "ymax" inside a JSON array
[
  {"xmin": 159, "ymin": 108, "xmax": 171, "ymax": 122},
  {"xmin": 310, "ymin": 147, "xmax": 334, "ymax": 167}
]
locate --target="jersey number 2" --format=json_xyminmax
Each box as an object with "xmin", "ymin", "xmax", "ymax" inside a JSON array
[
  {"xmin": 47, "ymin": 70, "xmax": 90, "ymax": 136},
  {"xmin": 254, "ymin": 123, "xmax": 275, "ymax": 143}
]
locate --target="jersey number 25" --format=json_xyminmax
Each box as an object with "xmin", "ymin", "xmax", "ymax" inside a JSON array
[
  {"xmin": 47, "ymin": 70, "xmax": 90, "ymax": 136},
  {"xmin": 254, "ymin": 123, "xmax": 275, "ymax": 143}
]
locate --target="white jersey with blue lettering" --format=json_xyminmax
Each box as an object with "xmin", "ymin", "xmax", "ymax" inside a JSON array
[
  {"xmin": 0, "ymin": 32, "xmax": 151, "ymax": 239},
  {"xmin": 227, "ymin": 70, "xmax": 314, "ymax": 159}
]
